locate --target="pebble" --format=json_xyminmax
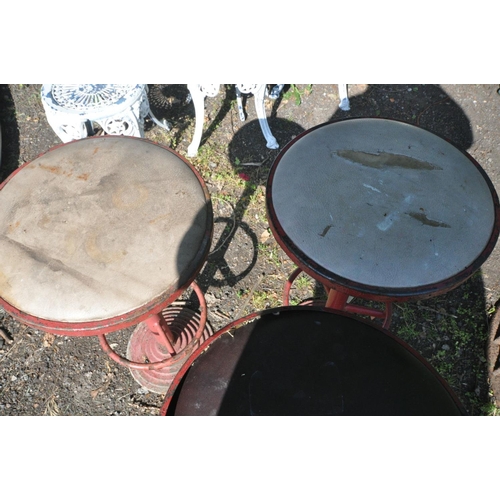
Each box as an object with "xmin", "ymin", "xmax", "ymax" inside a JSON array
[{"xmin": 442, "ymin": 344, "xmax": 450, "ymax": 351}]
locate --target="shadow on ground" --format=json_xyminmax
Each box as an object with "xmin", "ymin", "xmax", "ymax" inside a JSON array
[{"xmin": 0, "ymin": 85, "xmax": 20, "ymax": 181}]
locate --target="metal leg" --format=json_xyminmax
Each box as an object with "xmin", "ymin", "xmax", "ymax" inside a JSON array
[
  {"xmin": 235, "ymin": 86, "xmax": 246, "ymax": 121},
  {"xmin": 253, "ymin": 84, "xmax": 279, "ymax": 149},
  {"xmin": 44, "ymin": 110, "xmax": 89, "ymax": 143},
  {"xmin": 97, "ymin": 281, "xmax": 210, "ymax": 371},
  {"xmin": 268, "ymin": 84, "xmax": 284, "ymax": 100},
  {"xmin": 325, "ymin": 288, "xmax": 350, "ymax": 310},
  {"xmin": 99, "ymin": 109, "xmax": 143, "ymax": 137},
  {"xmin": 143, "ymin": 85, "xmax": 171, "ymax": 132},
  {"xmin": 338, "ymin": 84, "xmax": 350, "ymax": 111},
  {"xmin": 187, "ymin": 84, "xmax": 220, "ymax": 157},
  {"xmin": 285, "ymin": 267, "xmax": 393, "ymax": 327},
  {"xmin": 283, "ymin": 267, "xmax": 304, "ymax": 305}
]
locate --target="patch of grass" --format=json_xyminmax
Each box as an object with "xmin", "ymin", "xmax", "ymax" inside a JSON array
[
  {"xmin": 295, "ymin": 274, "xmax": 313, "ymax": 290},
  {"xmin": 392, "ymin": 278, "xmax": 492, "ymax": 415},
  {"xmin": 148, "ymin": 126, "xmax": 175, "ymax": 148},
  {"xmin": 283, "ymin": 84, "xmax": 313, "ymax": 105},
  {"xmin": 394, "ymin": 303, "xmax": 420, "ymax": 340},
  {"xmin": 482, "ymin": 399, "xmax": 500, "ymax": 416},
  {"xmin": 257, "ymin": 241, "xmax": 283, "ymax": 269},
  {"xmin": 252, "ymin": 289, "xmax": 280, "ymax": 310}
]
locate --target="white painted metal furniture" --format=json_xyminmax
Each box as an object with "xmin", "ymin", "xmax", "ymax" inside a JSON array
[
  {"xmin": 41, "ymin": 84, "xmax": 170, "ymax": 143},
  {"xmin": 338, "ymin": 84, "xmax": 350, "ymax": 111},
  {"xmin": 186, "ymin": 84, "xmax": 350, "ymax": 157},
  {"xmin": 187, "ymin": 84, "xmax": 279, "ymax": 157}
]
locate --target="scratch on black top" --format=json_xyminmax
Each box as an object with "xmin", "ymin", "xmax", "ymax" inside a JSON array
[
  {"xmin": 319, "ymin": 225, "xmax": 332, "ymax": 237},
  {"xmin": 406, "ymin": 212, "xmax": 451, "ymax": 228}
]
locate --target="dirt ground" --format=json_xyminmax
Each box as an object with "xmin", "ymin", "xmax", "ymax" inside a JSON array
[{"xmin": 1, "ymin": 83, "xmax": 500, "ymax": 416}]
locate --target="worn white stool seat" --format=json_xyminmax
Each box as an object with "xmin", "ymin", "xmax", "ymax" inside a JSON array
[
  {"xmin": 41, "ymin": 84, "xmax": 170, "ymax": 143},
  {"xmin": 0, "ymin": 135, "xmax": 212, "ymax": 326},
  {"xmin": 187, "ymin": 84, "xmax": 279, "ymax": 157}
]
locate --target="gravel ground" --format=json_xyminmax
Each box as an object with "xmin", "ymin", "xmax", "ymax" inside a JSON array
[{"xmin": 1, "ymin": 83, "xmax": 500, "ymax": 416}]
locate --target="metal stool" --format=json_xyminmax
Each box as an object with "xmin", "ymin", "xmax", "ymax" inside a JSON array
[
  {"xmin": 0, "ymin": 136, "xmax": 213, "ymax": 394},
  {"xmin": 266, "ymin": 118, "xmax": 500, "ymax": 328},
  {"xmin": 161, "ymin": 307, "xmax": 466, "ymax": 415}
]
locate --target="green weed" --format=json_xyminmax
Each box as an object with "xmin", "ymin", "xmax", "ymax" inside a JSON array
[{"xmin": 283, "ymin": 84, "xmax": 312, "ymax": 105}]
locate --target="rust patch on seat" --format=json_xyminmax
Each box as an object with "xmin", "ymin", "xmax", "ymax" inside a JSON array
[
  {"xmin": 7, "ymin": 221, "xmax": 20, "ymax": 233},
  {"xmin": 337, "ymin": 150, "xmax": 442, "ymax": 171},
  {"xmin": 35, "ymin": 164, "xmax": 74, "ymax": 177}
]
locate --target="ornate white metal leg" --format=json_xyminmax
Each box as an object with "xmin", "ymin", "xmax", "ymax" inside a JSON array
[
  {"xmin": 99, "ymin": 109, "xmax": 142, "ymax": 137},
  {"xmin": 45, "ymin": 113, "xmax": 89, "ymax": 142},
  {"xmin": 187, "ymin": 84, "xmax": 220, "ymax": 157},
  {"xmin": 268, "ymin": 84, "xmax": 284, "ymax": 100},
  {"xmin": 236, "ymin": 84, "xmax": 279, "ymax": 150},
  {"xmin": 143, "ymin": 85, "xmax": 171, "ymax": 132},
  {"xmin": 338, "ymin": 84, "xmax": 350, "ymax": 111},
  {"xmin": 235, "ymin": 86, "xmax": 246, "ymax": 122},
  {"xmin": 254, "ymin": 84, "xmax": 279, "ymax": 149}
]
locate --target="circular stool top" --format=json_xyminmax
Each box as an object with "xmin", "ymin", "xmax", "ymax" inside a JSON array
[
  {"xmin": 0, "ymin": 136, "xmax": 212, "ymax": 330},
  {"xmin": 267, "ymin": 118, "xmax": 499, "ymax": 299},
  {"xmin": 41, "ymin": 84, "xmax": 145, "ymax": 116},
  {"xmin": 165, "ymin": 307, "xmax": 464, "ymax": 415}
]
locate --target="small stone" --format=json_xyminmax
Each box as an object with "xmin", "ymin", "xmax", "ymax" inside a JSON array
[{"xmin": 442, "ymin": 344, "xmax": 450, "ymax": 351}]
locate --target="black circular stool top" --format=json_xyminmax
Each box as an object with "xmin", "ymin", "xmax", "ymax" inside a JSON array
[
  {"xmin": 163, "ymin": 307, "xmax": 465, "ymax": 416},
  {"xmin": 0, "ymin": 136, "xmax": 212, "ymax": 333},
  {"xmin": 266, "ymin": 118, "xmax": 500, "ymax": 300}
]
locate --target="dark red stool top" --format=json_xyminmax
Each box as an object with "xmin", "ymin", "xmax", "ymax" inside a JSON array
[{"xmin": 162, "ymin": 307, "xmax": 465, "ymax": 416}]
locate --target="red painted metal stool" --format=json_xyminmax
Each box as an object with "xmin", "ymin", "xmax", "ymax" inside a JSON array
[
  {"xmin": 0, "ymin": 135, "xmax": 213, "ymax": 393},
  {"xmin": 161, "ymin": 307, "xmax": 466, "ymax": 415},
  {"xmin": 266, "ymin": 118, "xmax": 500, "ymax": 328}
]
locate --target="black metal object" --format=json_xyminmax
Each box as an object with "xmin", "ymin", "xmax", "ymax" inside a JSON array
[{"xmin": 162, "ymin": 307, "xmax": 466, "ymax": 416}]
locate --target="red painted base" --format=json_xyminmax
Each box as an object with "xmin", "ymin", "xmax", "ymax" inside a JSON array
[{"xmin": 126, "ymin": 302, "xmax": 213, "ymax": 393}]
